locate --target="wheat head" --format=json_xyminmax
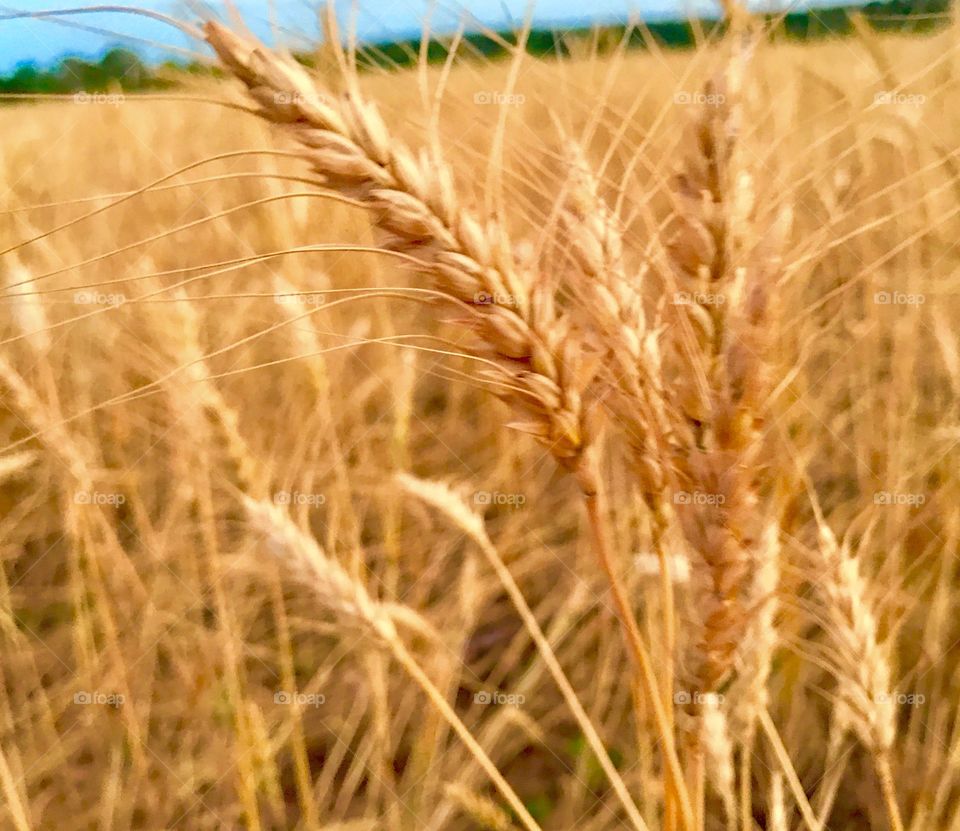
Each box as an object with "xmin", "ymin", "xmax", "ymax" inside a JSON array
[{"xmin": 204, "ymin": 18, "xmax": 594, "ymax": 469}]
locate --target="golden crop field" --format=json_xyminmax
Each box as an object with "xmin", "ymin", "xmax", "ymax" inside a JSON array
[{"xmin": 2, "ymin": 11, "xmax": 960, "ymax": 830}]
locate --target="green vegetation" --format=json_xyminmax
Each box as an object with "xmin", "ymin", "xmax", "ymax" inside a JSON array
[{"xmin": 0, "ymin": 48, "xmax": 173, "ymax": 95}]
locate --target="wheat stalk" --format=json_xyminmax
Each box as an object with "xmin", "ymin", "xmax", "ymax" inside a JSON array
[
  {"xmin": 204, "ymin": 18, "xmax": 692, "ymax": 826},
  {"xmin": 396, "ymin": 473, "xmax": 650, "ymax": 831}
]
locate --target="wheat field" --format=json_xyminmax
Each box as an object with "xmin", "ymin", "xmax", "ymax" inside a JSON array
[{"xmin": 1, "ymin": 9, "xmax": 960, "ymax": 830}]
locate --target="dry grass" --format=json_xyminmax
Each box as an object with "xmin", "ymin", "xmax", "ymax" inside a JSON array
[{"xmin": 1, "ymin": 11, "xmax": 960, "ymax": 831}]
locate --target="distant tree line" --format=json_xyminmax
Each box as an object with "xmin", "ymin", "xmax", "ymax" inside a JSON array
[
  {"xmin": 0, "ymin": 48, "xmax": 175, "ymax": 95},
  {"xmin": 0, "ymin": 0, "xmax": 951, "ymax": 93},
  {"xmin": 352, "ymin": 0, "xmax": 951, "ymax": 68}
]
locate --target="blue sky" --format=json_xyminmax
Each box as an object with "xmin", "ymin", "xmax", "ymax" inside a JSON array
[{"xmin": 0, "ymin": 0, "xmax": 832, "ymax": 71}]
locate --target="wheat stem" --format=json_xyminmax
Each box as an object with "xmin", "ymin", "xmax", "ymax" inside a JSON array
[
  {"xmin": 577, "ymin": 459, "xmax": 694, "ymax": 831},
  {"xmin": 758, "ymin": 709, "xmax": 819, "ymax": 831},
  {"xmin": 739, "ymin": 744, "xmax": 752, "ymax": 831},
  {"xmin": 388, "ymin": 638, "xmax": 541, "ymax": 831},
  {"xmin": 876, "ymin": 753, "xmax": 905, "ymax": 831}
]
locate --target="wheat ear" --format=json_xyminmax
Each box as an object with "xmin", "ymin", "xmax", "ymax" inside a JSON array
[
  {"xmin": 0, "ymin": 450, "xmax": 37, "ymax": 483},
  {"xmin": 645, "ymin": 31, "xmax": 794, "ymax": 829},
  {"xmin": 667, "ymin": 42, "xmax": 757, "ymax": 696},
  {"xmin": 768, "ymin": 773, "xmax": 787, "ymax": 831},
  {"xmin": 658, "ymin": 28, "xmax": 790, "ymax": 714},
  {"xmin": 560, "ymin": 138, "xmax": 668, "ymax": 521},
  {"xmin": 241, "ymin": 496, "xmax": 541, "ymax": 831},
  {"xmin": 203, "ymin": 17, "xmax": 592, "ymax": 468},
  {"xmin": 4, "ymin": 254, "xmax": 51, "ymax": 357},
  {"xmin": 560, "ymin": 139, "xmax": 692, "ymax": 827},
  {"xmin": 700, "ymin": 693, "xmax": 736, "ymax": 823},
  {"xmin": 810, "ymin": 515, "xmax": 903, "ymax": 831},
  {"xmin": 168, "ymin": 285, "xmax": 265, "ymax": 496}
]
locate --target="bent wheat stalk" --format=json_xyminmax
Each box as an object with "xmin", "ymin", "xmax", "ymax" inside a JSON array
[
  {"xmin": 203, "ymin": 17, "xmax": 588, "ymax": 468},
  {"xmin": 204, "ymin": 17, "xmax": 692, "ymax": 826},
  {"xmin": 242, "ymin": 497, "xmax": 541, "ymax": 831}
]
